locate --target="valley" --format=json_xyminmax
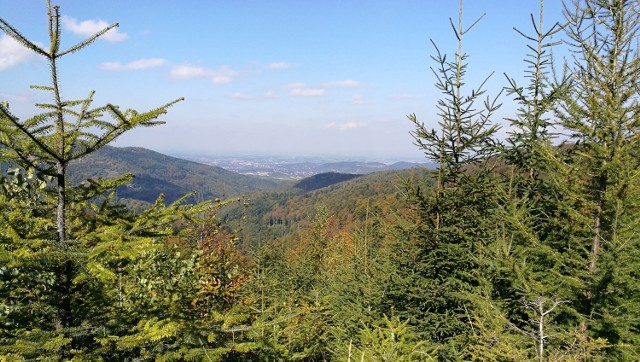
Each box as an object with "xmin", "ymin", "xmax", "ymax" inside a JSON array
[
  {"xmin": 69, "ymin": 145, "xmax": 432, "ymax": 205},
  {"xmin": 3, "ymin": 0, "xmax": 636, "ymax": 358},
  {"xmin": 68, "ymin": 146, "xmax": 432, "ymax": 250},
  {"xmin": 181, "ymin": 153, "xmax": 433, "ymax": 180}
]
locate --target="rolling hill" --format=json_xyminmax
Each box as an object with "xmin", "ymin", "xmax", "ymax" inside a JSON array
[
  {"xmin": 68, "ymin": 146, "xmax": 284, "ymax": 204},
  {"xmin": 291, "ymin": 172, "xmax": 362, "ymax": 192},
  {"xmin": 67, "ymin": 145, "xmax": 434, "ymax": 237},
  {"xmin": 219, "ymin": 167, "xmax": 432, "ymax": 250}
]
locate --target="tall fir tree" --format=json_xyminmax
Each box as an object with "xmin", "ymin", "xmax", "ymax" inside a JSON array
[
  {"xmin": 397, "ymin": 0, "xmax": 503, "ymax": 358},
  {"xmin": 488, "ymin": 0, "xmax": 583, "ymax": 358},
  {"xmin": 0, "ymin": 2, "xmax": 235, "ymax": 359},
  {"xmin": 555, "ymin": 0, "xmax": 640, "ymax": 357}
]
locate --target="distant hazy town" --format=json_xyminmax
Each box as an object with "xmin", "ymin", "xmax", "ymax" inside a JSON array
[{"xmin": 182, "ymin": 154, "xmax": 433, "ymax": 180}]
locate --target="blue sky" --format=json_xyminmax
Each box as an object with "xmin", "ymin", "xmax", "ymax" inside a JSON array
[{"xmin": 0, "ymin": 1, "xmax": 565, "ymax": 161}]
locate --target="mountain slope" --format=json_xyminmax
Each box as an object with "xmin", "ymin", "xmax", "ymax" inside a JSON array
[
  {"xmin": 68, "ymin": 146, "xmax": 283, "ymax": 204},
  {"xmin": 220, "ymin": 167, "xmax": 432, "ymax": 249},
  {"xmin": 291, "ymin": 172, "xmax": 362, "ymax": 192}
]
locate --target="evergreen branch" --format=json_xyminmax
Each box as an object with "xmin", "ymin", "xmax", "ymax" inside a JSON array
[
  {"xmin": 6, "ymin": 147, "xmax": 52, "ymax": 176},
  {"xmin": 514, "ymin": 26, "xmax": 539, "ymax": 42},
  {"xmin": 78, "ymin": 91, "xmax": 96, "ymax": 119},
  {"xmin": 28, "ymin": 125, "xmax": 55, "ymax": 137},
  {"xmin": 0, "ymin": 103, "xmax": 59, "ymax": 162},
  {"xmin": 449, "ymin": 17, "xmax": 460, "ymax": 42},
  {"xmin": 23, "ymin": 113, "xmax": 55, "ymax": 130},
  {"xmin": 30, "ymin": 85, "xmax": 55, "ymax": 92},
  {"xmin": 0, "ymin": 19, "xmax": 50, "ymax": 58},
  {"xmin": 81, "ymin": 119, "xmax": 115, "ymax": 132},
  {"xmin": 78, "ymin": 98, "xmax": 183, "ymax": 156},
  {"xmin": 462, "ymin": 13, "xmax": 486, "ymax": 36},
  {"xmin": 35, "ymin": 103, "xmax": 60, "ymax": 110},
  {"xmin": 57, "ymin": 23, "xmax": 120, "ymax": 57},
  {"xmin": 47, "ymin": 1, "xmax": 61, "ymax": 56}
]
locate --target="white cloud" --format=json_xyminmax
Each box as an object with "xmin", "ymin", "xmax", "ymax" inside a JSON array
[
  {"xmin": 290, "ymin": 88, "xmax": 325, "ymax": 96},
  {"xmin": 283, "ymin": 79, "xmax": 360, "ymax": 97},
  {"xmin": 352, "ymin": 95, "xmax": 366, "ymax": 105},
  {"xmin": 99, "ymin": 58, "xmax": 166, "ymax": 71},
  {"xmin": 266, "ymin": 62, "xmax": 294, "ymax": 70},
  {"xmin": 62, "ymin": 15, "xmax": 127, "ymax": 42},
  {"xmin": 230, "ymin": 92, "xmax": 253, "ymax": 100},
  {"xmin": 325, "ymin": 121, "xmax": 366, "ymax": 131},
  {"xmin": 169, "ymin": 65, "xmax": 239, "ymax": 84},
  {"xmin": 230, "ymin": 91, "xmax": 278, "ymax": 100},
  {"xmin": 324, "ymin": 79, "xmax": 360, "ymax": 87},
  {"xmin": 284, "ymin": 82, "xmax": 306, "ymax": 89},
  {"xmin": 286, "ymin": 83, "xmax": 323, "ymax": 96},
  {"xmin": 0, "ymin": 35, "xmax": 38, "ymax": 70},
  {"xmin": 391, "ymin": 93, "xmax": 423, "ymax": 100},
  {"xmin": 170, "ymin": 65, "xmax": 209, "ymax": 78}
]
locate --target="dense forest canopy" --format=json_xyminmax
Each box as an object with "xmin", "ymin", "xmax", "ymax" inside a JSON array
[{"xmin": 1, "ymin": 0, "xmax": 639, "ymax": 360}]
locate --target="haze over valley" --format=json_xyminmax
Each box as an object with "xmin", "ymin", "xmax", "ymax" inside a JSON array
[
  {"xmin": 2, "ymin": 1, "xmax": 638, "ymax": 360},
  {"xmin": 182, "ymin": 153, "xmax": 433, "ymax": 180}
]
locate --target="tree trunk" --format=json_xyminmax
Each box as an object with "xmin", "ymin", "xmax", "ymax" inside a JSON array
[
  {"xmin": 588, "ymin": 171, "xmax": 606, "ymax": 273},
  {"xmin": 55, "ymin": 161, "xmax": 74, "ymax": 330},
  {"xmin": 56, "ymin": 162, "xmax": 66, "ymax": 246}
]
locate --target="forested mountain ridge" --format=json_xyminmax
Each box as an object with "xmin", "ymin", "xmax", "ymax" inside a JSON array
[
  {"xmin": 67, "ymin": 146, "xmax": 421, "ymax": 208},
  {"xmin": 3, "ymin": 1, "xmax": 640, "ymax": 360},
  {"xmin": 290, "ymin": 172, "xmax": 362, "ymax": 192},
  {"xmin": 68, "ymin": 145, "xmax": 283, "ymax": 204},
  {"xmin": 220, "ymin": 168, "xmax": 430, "ymax": 250}
]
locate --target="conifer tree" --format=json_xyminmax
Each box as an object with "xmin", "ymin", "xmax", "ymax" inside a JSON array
[
  {"xmin": 0, "ymin": 0, "xmax": 181, "ymax": 331},
  {"xmin": 321, "ymin": 202, "xmax": 401, "ymax": 359},
  {"xmin": 0, "ymin": 2, "xmax": 225, "ymax": 359},
  {"xmin": 397, "ymin": 0, "xmax": 502, "ymax": 358},
  {"xmin": 471, "ymin": 0, "xmax": 640, "ymax": 358},
  {"xmin": 489, "ymin": 1, "xmax": 578, "ymax": 358},
  {"xmin": 555, "ymin": 0, "xmax": 640, "ymax": 357}
]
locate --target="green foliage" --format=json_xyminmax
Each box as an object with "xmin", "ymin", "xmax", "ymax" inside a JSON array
[
  {"xmin": 0, "ymin": 2, "xmax": 249, "ymax": 360},
  {"xmin": 2, "ymin": 0, "xmax": 640, "ymax": 360},
  {"xmin": 395, "ymin": 4, "xmax": 504, "ymax": 359},
  {"xmin": 502, "ymin": 3, "xmax": 567, "ymax": 179},
  {"xmin": 349, "ymin": 316, "xmax": 432, "ymax": 361},
  {"xmin": 222, "ymin": 168, "xmax": 426, "ymax": 251},
  {"xmin": 480, "ymin": 0, "xmax": 640, "ymax": 360},
  {"xmin": 398, "ymin": 0, "xmax": 640, "ymax": 360},
  {"xmin": 408, "ymin": 10, "xmax": 501, "ymax": 185}
]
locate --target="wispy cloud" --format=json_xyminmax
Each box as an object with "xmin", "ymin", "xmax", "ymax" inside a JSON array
[
  {"xmin": 266, "ymin": 62, "xmax": 295, "ymax": 70},
  {"xmin": 391, "ymin": 93, "xmax": 423, "ymax": 100},
  {"xmin": 352, "ymin": 95, "xmax": 366, "ymax": 105},
  {"xmin": 0, "ymin": 92, "xmax": 30, "ymax": 103},
  {"xmin": 62, "ymin": 15, "xmax": 127, "ymax": 42},
  {"xmin": 169, "ymin": 65, "xmax": 239, "ymax": 84},
  {"xmin": 323, "ymin": 79, "xmax": 360, "ymax": 87},
  {"xmin": 284, "ymin": 79, "xmax": 359, "ymax": 97},
  {"xmin": 99, "ymin": 58, "xmax": 167, "ymax": 71},
  {"xmin": 285, "ymin": 82, "xmax": 325, "ymax": 96},
  {"xmin": 0, "ymin": 35, "xmax": 38, "ymax": 70},
  {"xmin": 230, "ymin": 91, "xmax": 277, "ymax": 100},
  {"xmin": 325, "ymin": 121, "xmax": 366, "ymax": 131},
  {"xmin": 290, "ymin": 88, "xmax": 325, "ymax": 96},
  {"xmin": 284, "ymin": 82, "xmax": 306, "ymax": 89}
]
